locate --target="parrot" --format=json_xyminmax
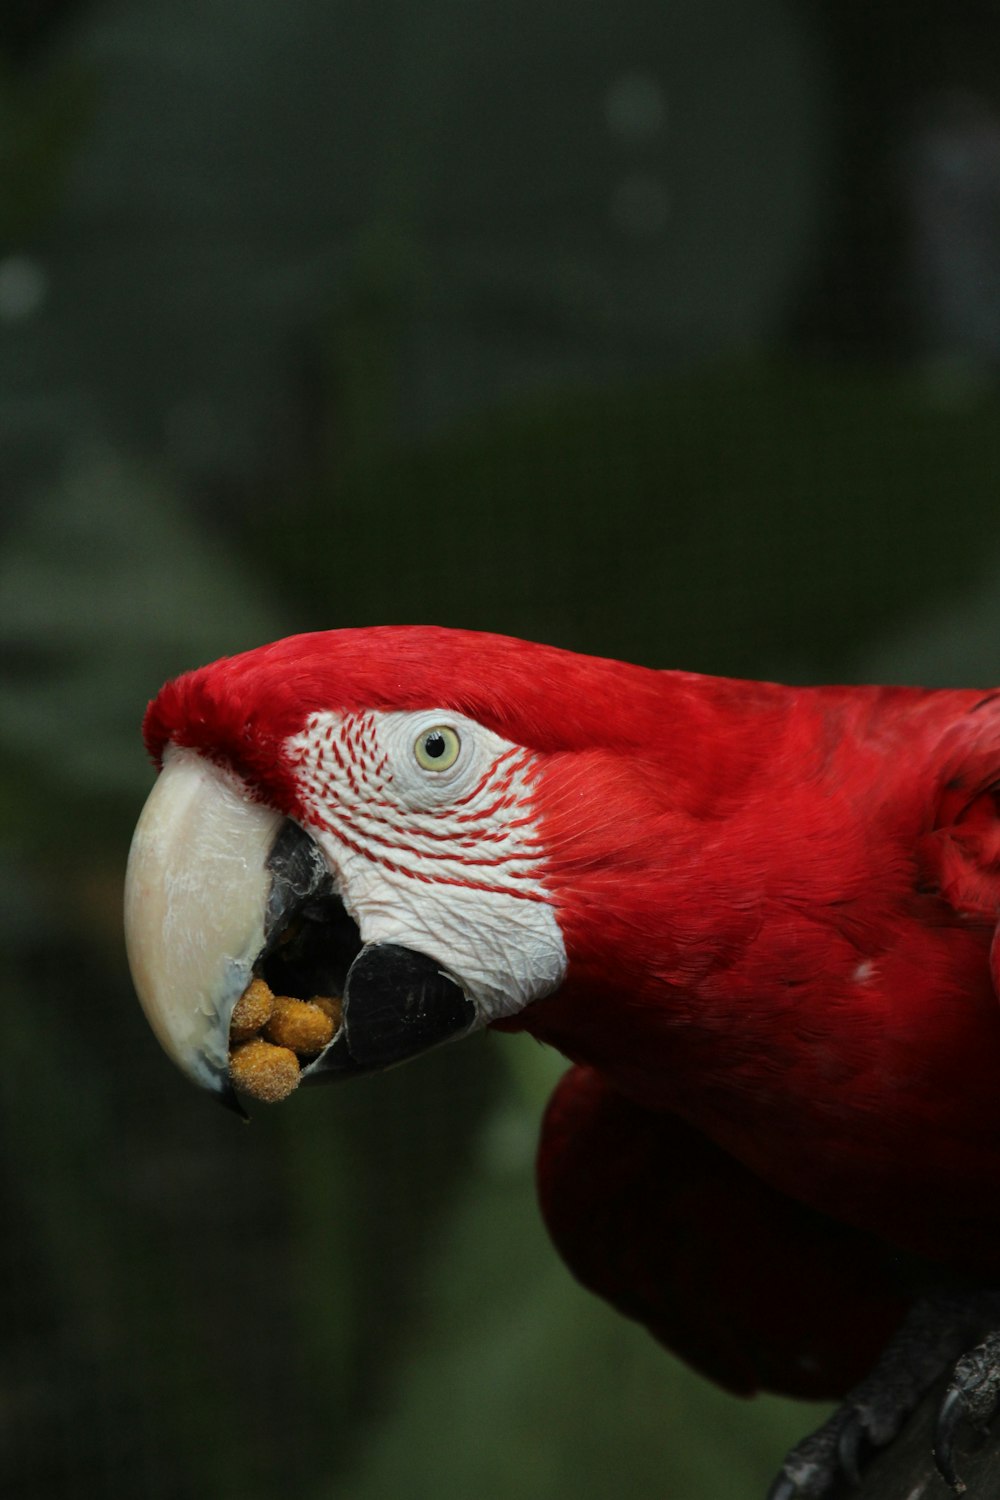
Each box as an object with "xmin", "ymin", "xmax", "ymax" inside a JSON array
[{"xmin": 123, "ymin": 625, "xmax": 1000, "ymax": 1498}]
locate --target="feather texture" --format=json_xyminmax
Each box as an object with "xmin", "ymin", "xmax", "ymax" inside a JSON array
[{"xmin": 144, "ymin": 626, "xmax": 1000, "ymax": 1395}]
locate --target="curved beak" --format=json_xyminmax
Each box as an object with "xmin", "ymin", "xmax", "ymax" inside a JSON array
[
  {"xmin": 123, "ymin": 747, "xmax": 281, "ymax": 1103},
  {"xmin": 124, "ymin": 748, "xmax": 479, "ymax": 1109}
]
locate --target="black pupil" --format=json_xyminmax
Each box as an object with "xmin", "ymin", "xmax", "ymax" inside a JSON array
[{"xmin": 424, "ymin": 732, "xmax": 446, "ymax": 759}]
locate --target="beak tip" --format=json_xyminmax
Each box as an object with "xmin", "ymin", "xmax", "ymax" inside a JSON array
[{"xmin": 213, "ymin": 1073, "xmax": 250, "ymax": 1121}]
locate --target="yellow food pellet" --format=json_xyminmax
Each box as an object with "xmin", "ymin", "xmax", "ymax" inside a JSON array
[
  {"xmin": 229, "ymin": 1038, "xmax": 301, "ymax": 1103},
  {"xmin": 311, "ymin": 994, "xmax": 344, "ymax": 1031},
  {"xmin": 264, "ymin": 995, "xmax": 336, "ymax": 1055},
  {"xmin": 230, "ymin": 976, "xmax": 275, "ymax": 1042}
]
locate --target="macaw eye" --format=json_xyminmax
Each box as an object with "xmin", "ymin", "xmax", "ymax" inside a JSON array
[{"xmin": 414, "ymin": 725, "xmax": 461, "ymax": 771}]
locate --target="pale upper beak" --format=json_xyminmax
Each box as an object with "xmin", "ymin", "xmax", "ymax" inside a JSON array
[
  {"xmin": 124, "ymin": 744, "xmax": 477, "ymax": 1106},
  {"xmin": 124, "ymin": 746, "xmax": 281, "ymax": 1100}
]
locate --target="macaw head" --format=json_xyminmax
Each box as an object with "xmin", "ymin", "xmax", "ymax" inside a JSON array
[{"xmin": 125, "ymin": 626, "xmax": 686, "ymax": 1108}]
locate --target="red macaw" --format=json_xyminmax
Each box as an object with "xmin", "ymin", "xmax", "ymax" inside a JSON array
[{"xmin": 123, "ymin": 626, "xmax": 1000, "ymax": 1497}]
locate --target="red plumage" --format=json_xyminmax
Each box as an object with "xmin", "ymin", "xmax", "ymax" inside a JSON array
[
  {"xmin": 537, "ymin": 1065, "xmax": 907, "ymax": 1399},
  {"xmin": 145, "ymin": 627, "xmax": 1000, "ymax": 1401}
]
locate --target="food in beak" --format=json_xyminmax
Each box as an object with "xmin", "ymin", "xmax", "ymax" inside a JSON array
[
  {"xmin": 229, "ymin": 1039, "xmax": 300, "ymax": 1102},
  {"xmin": 125, "ymin": 751, "xmax": 470, "ymax": 1102},
  {"xmin": 227, "ymin": 975, "xmax": 343, "ymax": 1102}
]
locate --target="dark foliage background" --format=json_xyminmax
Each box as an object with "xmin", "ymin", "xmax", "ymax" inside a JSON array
[{"xmin": 1, "ymin": 2, "xmax": 999, "ymax": 1496}]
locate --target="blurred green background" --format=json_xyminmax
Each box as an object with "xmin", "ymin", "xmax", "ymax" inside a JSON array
[{"xmin": 2, "ymin": 1, "xmax": 1000, "ymax": 1496}]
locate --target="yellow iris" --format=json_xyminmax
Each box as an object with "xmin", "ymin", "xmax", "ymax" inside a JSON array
[{"xmin": 414, "ymin": 725, "xmax": 461, "ymax": 771}]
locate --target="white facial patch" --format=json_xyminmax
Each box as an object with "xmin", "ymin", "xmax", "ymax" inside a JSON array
[{"xmin": 283, "ymin": 709, "xmax": 567, "ymax": 1023}]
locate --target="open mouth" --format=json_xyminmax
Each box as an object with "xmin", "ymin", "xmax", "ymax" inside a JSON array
[
  {"xmin": 226, "ymin": 822, "xmax": 365, "ymax": 1103},
  {"xmin": 124, "ymin": 748, "xmax": 478, "ymax": 1113},
  {"xmin": 260, "ymin": 821, "xmax": 364, "ymax": 1008},
  {"xmin": 226, "ymin": 819, "xmax": 477, "ymax": 1107}
]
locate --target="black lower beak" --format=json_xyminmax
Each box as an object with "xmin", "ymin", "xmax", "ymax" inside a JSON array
[
  {"xmin": 256, "ymin": 820, "xmax": 476, "ymax": 1083},
  {"xmin": 302, "ymin": 942, "xmax": 476, "ymax": 1080}
]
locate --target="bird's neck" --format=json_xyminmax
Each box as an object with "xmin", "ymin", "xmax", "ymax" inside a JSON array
[{"xmin": 511, "ymin": 678, "xmax": 904, "ymax": 1113}]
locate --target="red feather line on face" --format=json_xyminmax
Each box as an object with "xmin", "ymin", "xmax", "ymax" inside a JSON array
[{"xmin": 286, "ymin": 709, "xmax": 547, "ymax": 898}]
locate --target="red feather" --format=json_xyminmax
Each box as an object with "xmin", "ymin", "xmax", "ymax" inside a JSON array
[
  {"xmin": 538, "ymin": 1064, "xmax": 906, "ymax": 1399},
  {"xmin": 144, "ymin": 627, "xmax": 1000, "ymax": 1398}
]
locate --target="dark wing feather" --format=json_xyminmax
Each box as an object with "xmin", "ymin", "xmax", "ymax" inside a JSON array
[{"xmin": 537, "ymin": 1064, "xmax": 908, "ymax": 1400}]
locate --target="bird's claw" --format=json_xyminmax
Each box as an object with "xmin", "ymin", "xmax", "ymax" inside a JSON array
[
  {"xmin": 765, "ymin": 1475, "xmax": 801, "ymax": 1500},
  {"xmin": 766, "ymin": 1408, "xmax": 867, "ymax": 1499},
  {"xmin": 933, "ymin": 1387, "xmax": 968, "ymax": 1493},
  {"xmin": 767, "ymin": 1297, "xmax": 1000, "ymax": 1498},
  {"xmin": 773, "ymin": 1373, "xmax": 997, "ymax": 1500},
  {"xmin": 835, "ymin": 1413, "xmax": 868, "ymax": 1486},
  {"xmin": 932, "ymin": 1334, "xmax": 1000, "ymax": 1494}
]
